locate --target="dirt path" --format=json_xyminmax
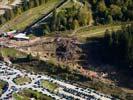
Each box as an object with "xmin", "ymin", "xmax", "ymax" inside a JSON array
[
  {"xmin": 79, "ymin": 26, "xmax": 121, "ymax": 38},
  {"xmin": 71, "ymin": 22, "xmax": 133, "ymax": 38}
]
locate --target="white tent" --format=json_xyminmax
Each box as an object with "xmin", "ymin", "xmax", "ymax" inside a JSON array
[{"xmin": 14, "ymin": 33, "xmax": 29, "ymax": 40}]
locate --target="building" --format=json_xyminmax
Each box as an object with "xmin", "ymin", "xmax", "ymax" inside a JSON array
[{"xmin": 13, "ymin": 33, "xmax": 29, "ymax": 40}]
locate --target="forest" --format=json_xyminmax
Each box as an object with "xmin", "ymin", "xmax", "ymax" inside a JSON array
[
  {"xmin": 41, "ymin": 0, "xmax": 133, "ymax": 33},
  {"xmin": 51, "ymin": 2, "xmax": 91, "ymax": 31},
  {"xmin": 102, "ymin": 24, "xmax": 133, "ymax": 69},
  {"xmin": 83, "ymin": 0, "xmax": 133, "ymax": 24}
]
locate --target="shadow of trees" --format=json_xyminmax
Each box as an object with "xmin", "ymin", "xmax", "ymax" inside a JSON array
[{"xmin": 79, "ymin": 36, "xmax": 133, "ymax": 89}]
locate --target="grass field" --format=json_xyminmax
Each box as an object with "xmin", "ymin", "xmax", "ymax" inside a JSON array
[
  {"xmin": 0, "ymin": 80, "xmax": 7, "ymax": 95},
  {"xmin": 0, "ymin": 48, "xmax": 26, "ymax": 58},
  {"xmin": 0, "ymin": 0, "xmax": 60, "ymax": 31},
  {"xmin": 13, "ymin": 93, "xmax": 28, "ymax": 100},
  {"xmin": 41, "ymin": 80, "xmax": 58, "ymax": 92},
  {"xmin": 76, "ymin": 25, "xmax": 121, "ymax": 38},
  {"xmin": 13, "ymin": 89, "xmax": 53, "ymax": 100},
  {"xmin": 14, "ymin": 76, "xmax": 31, "ymax": 85},
  {"xmin": 72, "ymin": 22, "xmax": 133, "ymax": 39}
]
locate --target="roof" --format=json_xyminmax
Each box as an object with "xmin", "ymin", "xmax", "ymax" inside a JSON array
[{"xmin": 14, "ymin": 33, "xmax": 29, "ymax": 40}]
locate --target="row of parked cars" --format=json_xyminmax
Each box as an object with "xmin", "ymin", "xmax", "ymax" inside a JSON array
[{"xmin": 63, "ymin": 87, "xmax": 96, "ymax": 100}]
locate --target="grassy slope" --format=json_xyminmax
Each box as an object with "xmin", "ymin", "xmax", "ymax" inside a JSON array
[
  {"xmin": 0, "ymin": 0, "xmax": 60, "ymax": 31},
  {"xmin": 0, "ymin": 48, "xmax": 26, "ymax": 58},
  {"xmin": 13, "ymin": 89, "xmax": 53, "ymax": 100},
  {"xmin": 76, "ymin": 25, "xmax": 121, "ymax": 37},
  {"xmin": 13, "ymin": 58, "xmax": 133, "ymax": 100},
  {"xmin": 0, "ymin": 0, "xmax": 132, "ymax": 99},
  {"xmin": 72, "ymin": 22, "xmax": 133, "ymax": 39}
]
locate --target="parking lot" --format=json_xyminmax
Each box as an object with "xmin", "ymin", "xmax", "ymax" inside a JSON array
[{"xmin": 0, "ymin": 61, "xmax": 115, "ymax": 100}]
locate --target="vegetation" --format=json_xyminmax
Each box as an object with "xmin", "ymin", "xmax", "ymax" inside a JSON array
[
  {"xmin": 79, "ymin": 80, "xmax": 133, "ymax": 100},
  {"xmin": 0, "ymin": 0, "xmax": 132, "ymax": 100},
  {"xmin": 13, "ymin": 89, "xmax": 53, "ymax": 100},
  {"xmin": 0, "ymin": 80, "xmax": 8, "ymax": 96},
  {"xmin": 0, "ymin": 0, "xmax": 60, "ymax": 31},
  {"xmin": 102, "ymin": 24, "xmax": 133, "ymax": 68},
  {"xmin": 13, "ymin": 76, "xmax": 31, "ymax": 85},
  {"xmin": 0, "ymin": 47, "xmax": 26, "ymax": 58},
  {"xmin": 33, "ymin": 0, "xmax": 133, "ymax": 35},
  {"xmin": 26, "ymin": 53, "xmax": 33, "ymax": 61},
  {"xmin": 41, "ymin": 80, "xmax": 58, "ymax": 92},
  {"xmin": 12, "ymin": 56, "xmax": 133, "ymax": 100},
  {"xmin": 73, "ymin": 23, "xmax": 124, "ymax": 38},
  {"xmin": 0, "ymin": 0, "xmax": 50, "ymax": 25},
  {"xmin": 13, "ymin": 58, "xmax": 89, "ymax": 82},
  {"xmin": 81, "ymin": 0, "xmax": 133, "ymax": 24},
  {"xmin": 13, "ymin": 93, "xmax": 29, "ymax": 100},
  {"xmin": 74, "ymin": 24, "xmax": 133, "ymax": 100},
  {"xmin": 43, "ymin": 0, "xmax": 92, "ymax": 33}
]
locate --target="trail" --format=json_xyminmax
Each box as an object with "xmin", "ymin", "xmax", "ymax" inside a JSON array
[{"xmin": 71, "ymin": 22, "xmax": 133, "ymax": 38}]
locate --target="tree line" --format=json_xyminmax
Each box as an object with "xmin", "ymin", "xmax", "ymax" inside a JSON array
[
  {"xmin": 41, "ymin": 0, "xmax": 133, "ymax": 33},
  {"xmin": 81, "ymin": 0, "xmax": 133, "ymax": 24},
  {"xmin": 102, "ymin": 24, "xmax": 133, "ymax": 68},
  {"xmin": 42, "ymin": 1, "xmax": 92, "ymax": 33}
]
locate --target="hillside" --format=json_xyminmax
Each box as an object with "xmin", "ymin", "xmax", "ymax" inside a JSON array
[
  {"xmin": 0, "ymin": 0, "xmax": 133, "ymax": 100},
  {"xmin": 0, "ymin": 0, "xmax": 61, "ymax": 31},
  {"xmin": 83, "ymin": 0, "xmax": 133, "ymax": 23},
  {"xmin": 24, "ymin": 0, "xmax": 133, "ymax": 36}
]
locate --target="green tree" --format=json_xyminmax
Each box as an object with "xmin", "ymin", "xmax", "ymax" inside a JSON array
[
  {"xmin": 27, "ymin": 53, "xmax": 33, "ymax": 61},
  {"xmin": 72, "ymin": 19, "xmax": 79, "ymax": 29},
  {"xmin": 78, "ymin": 5, "xmax": 91, "ymax": 25},
  {"xmin": 107, "ymin": 15, "xmax": 113, "ymax": 23},
  {"xmin": 97, "ymin": 0, "xmax": 107, "ymax": 13},
  {"xmin": 51, "ymin": 9, "xmax": 58, "ymax": 31},
  {"xmin": 110, "ymin": 4, "xmax": 123, "ymax": 20},
  {"xmin": 104, "ymin": 29, "xmax": 112, "ymax": 46}
]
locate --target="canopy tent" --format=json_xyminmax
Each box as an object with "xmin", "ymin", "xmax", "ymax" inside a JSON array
[{"xmin": 14, "ymin": 33, "xmax": 29, "ymax": 40}]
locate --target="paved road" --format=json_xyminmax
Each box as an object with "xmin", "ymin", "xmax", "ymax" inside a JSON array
[{"xmin": 0, "ymin": 62, "xmax": 114, "ymax": 100}]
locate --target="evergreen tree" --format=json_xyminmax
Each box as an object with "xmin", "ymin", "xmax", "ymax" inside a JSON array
[
  {"xmin": 107, "ymin": 15, "xmax": 113, "ymax": 23},
  {"xmin": 27, "ymin": 53, "xmax": 33, "ymax": 61},
  {"xmin": 72, "ymin": 19, "xmax": 79, "ymax": 29}
]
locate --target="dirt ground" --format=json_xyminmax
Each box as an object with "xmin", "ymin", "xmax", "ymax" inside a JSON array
[{"xmin": 5, "ymin": 36, "xmax": 133, "ymax": 94}]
